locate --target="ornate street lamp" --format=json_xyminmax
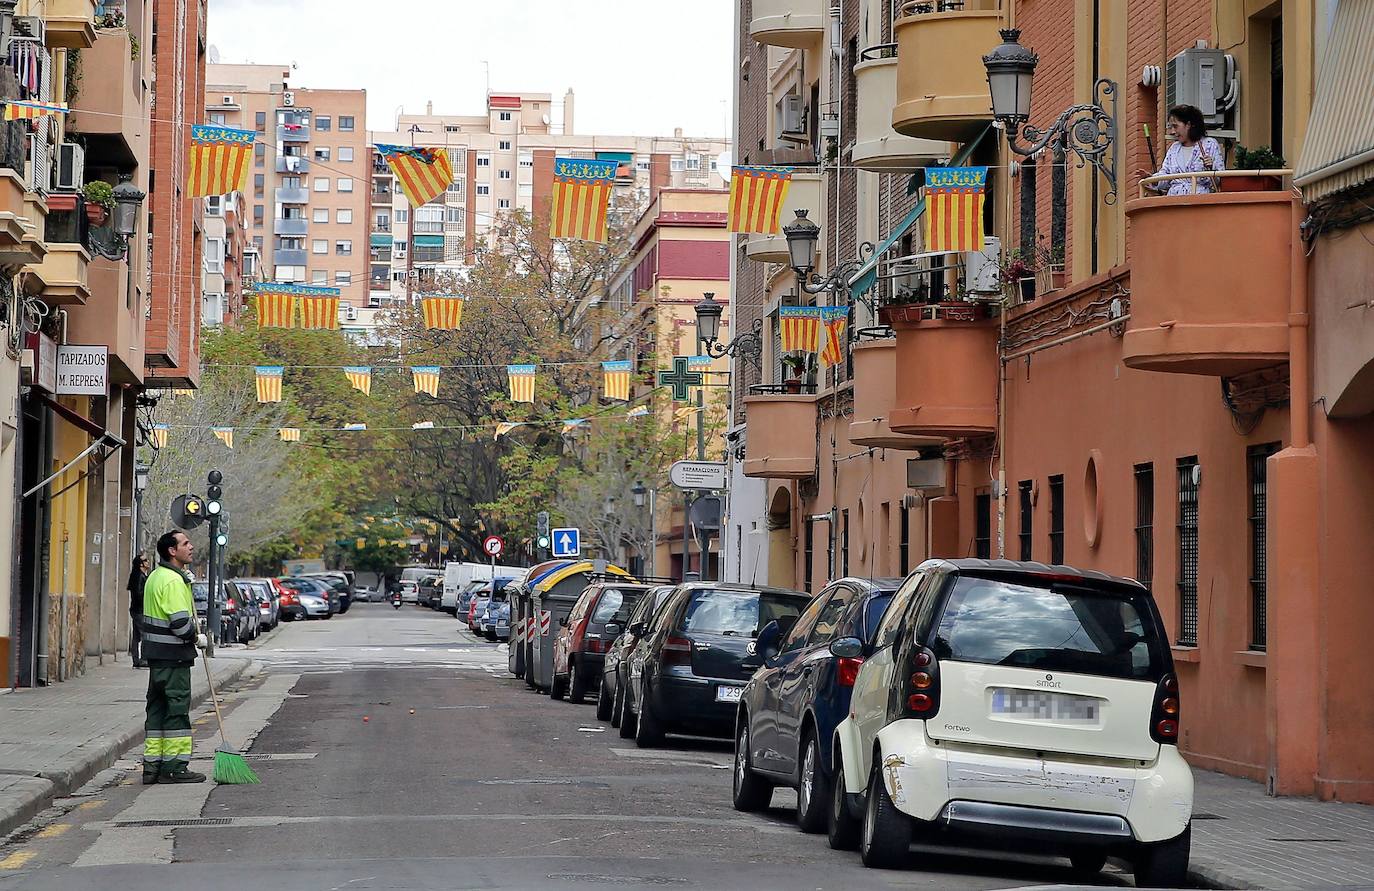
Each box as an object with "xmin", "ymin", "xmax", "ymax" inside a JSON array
[
  {"xmin": 88, "ymin": 174, "xmax": 146, "ymax": 260},
  {"xmin": 695, "ymin": 292, "xmax": 764, "ymax": 369},
  {"xmin": 631, "ymin": 480, "xmax": 647, "ymax": 508},
  {"xmin": 781, "ymin": 210, "xmax": 874, "ymax": 297},
  {"xmin": 983, "ymin": 29, "xmax": 1119, "ymax": 204}
]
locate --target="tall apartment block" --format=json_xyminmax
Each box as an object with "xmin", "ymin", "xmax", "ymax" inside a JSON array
[
  {"xmin": 200, "ymin": 191, "xmax": 252, "ymax": 327},
  {"xmin": 204, "ymin": 65, "xmax": 367, "ymax": 311}
]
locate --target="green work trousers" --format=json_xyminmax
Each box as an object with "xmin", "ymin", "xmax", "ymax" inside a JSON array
[{"xmin": 143, "ymin": 661, "xmax": 193, "ymax": 777}]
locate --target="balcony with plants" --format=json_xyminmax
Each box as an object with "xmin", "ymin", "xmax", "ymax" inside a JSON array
[{"xmin": 892, "ymin": 0, "xmax": 1003, "ymax": 142}]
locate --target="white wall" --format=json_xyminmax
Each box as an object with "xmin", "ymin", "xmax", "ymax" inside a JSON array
[{"xmin": 722, "ymin": 425, "xmax": 769, "ymax": 585}]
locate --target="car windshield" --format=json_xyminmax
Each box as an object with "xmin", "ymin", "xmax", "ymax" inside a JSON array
[
  {"xmin": 932, "ymin": 576, "xmax": 1166, "ymax": 681},
  {"xmin": 680, "ymin": 589, "xmax": 806, "ymax": 637},
  {"xmin": 286, "ymin": 578, "xmax": 325, "ymax": 595},
  {"xmin": 591, "ymin": 588, "xmax": 642, "ymax": 624}
]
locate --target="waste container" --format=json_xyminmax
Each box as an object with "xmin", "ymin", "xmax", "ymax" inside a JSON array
[
  {"xmin": 528, "ymin": 561, "xmax": 633, "ymax": 693},
  {"xmin": 509, "ymin": 560, "xmax": 572, "ymax": 680}
]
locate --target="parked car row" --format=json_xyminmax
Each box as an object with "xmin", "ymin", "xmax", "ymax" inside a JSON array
[{"xmin": 496, "ymin": 559, "xmax": 1193, "ymax": 888}]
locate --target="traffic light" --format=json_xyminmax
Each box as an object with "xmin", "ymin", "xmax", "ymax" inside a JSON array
[
  {"xmin": 216, "ymin": 532, "xmax": 228, "ymax": 547},
  {"xmin": 536, "ymin": 511, "xmax": 550, "ymax": 552},
  {"xmin": 170, "ymin": 494, "xmax": 208, "ymax": 529},
  {"xmin": 206, "ymin": 470, "xmax": 223, "ymax": 516}
]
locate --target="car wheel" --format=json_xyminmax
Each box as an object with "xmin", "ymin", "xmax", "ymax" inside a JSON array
[
  {"xmin": 860, "ymin": 757, "xmax": 911, "ymax": 869},
  {"xmin": 610, "ymin": 677, "xmax": 624, "ymax": 729},
  {"xmin": 549, "ymin": 670, "xmax": 567, "ymax": 701},
  {"xmin": 568, "ymin": 658, "xmax": 588, "ymax": 704},
  {"xmin": 595, "ymin": 673, "xmax": 614, "ymax": 722},
  {"xmin": 1133, "ymin": 824, "xmax": 1190, "ymax": 889},
  {"xmin": 731, "ymin": 721, "xmax": 773, "ymax": 812},
  {"xmin": 1068, "ymin": 850, "xmax": 1108, "ymax": 879},
  {"xmin": 618, "ymin": 683, "xmax": 637, "ymax": 739},
  {"xmin": 828, "ymin": 751, "xmax": 861, "ymax": 851},
  {"xmin": 633, "ymin": 680, "xmax": 665, "ymax": 748},
  {"xmin": 796, "ymin": 730, "xmax": 830, "ymax": 834}
]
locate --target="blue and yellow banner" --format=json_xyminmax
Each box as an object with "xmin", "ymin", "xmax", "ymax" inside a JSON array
[
  {"xmin": 602, "ymin": 360, "xmax": 632, "ymax": 401},
  {"xmin": 924, "ymin": 166, "xmax": 988, "ymax": 253},
  {"xmin": 550, "ymin": 158, "xmax": 618, "ymax": 243},
  {"xmin": 508, "ymin": 365, "xmax": 536, "ymax": 403},
  {"xmin": 187, "ymin": 125, "xmax": 255, "ymax": 197}
]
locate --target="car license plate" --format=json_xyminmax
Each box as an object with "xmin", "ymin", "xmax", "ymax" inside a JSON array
[
  {"xmin": 991, "ymin": 688, "xmax": 1100, "ymax": 724},
  {"xmin": 715, "ymin": 685, "xmax": 744, "ymax": 703}
]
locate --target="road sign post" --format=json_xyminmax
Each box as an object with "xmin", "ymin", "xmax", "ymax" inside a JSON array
[
  {"xmin": 483, "ymin": 535, "xmax": 504, "ymax": 578},
  {"xmin": 551, "ymin": 527, "xmax": 581, "ymax": 558}
]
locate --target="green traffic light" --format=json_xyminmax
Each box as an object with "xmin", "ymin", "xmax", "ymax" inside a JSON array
[{"xmin": 216, "ymin": 534, "xmax": 228, "ymax": 547}]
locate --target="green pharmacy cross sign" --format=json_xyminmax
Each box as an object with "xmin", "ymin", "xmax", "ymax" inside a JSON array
[{"xmin": 658, "ymin": 356, "xmax": 705, "ymax": 403}]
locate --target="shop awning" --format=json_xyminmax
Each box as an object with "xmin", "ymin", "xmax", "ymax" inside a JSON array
[
  {"xmin": 848, "ymin": 124, "xmax": 993, "ymax": 298},
  {"xmin": 1294, "ymin": 0, "xmax": 1374, "ymax": 202},
  {"xmin": 413, "ymin": 235, "xmax": 445, "ymax": 247}
]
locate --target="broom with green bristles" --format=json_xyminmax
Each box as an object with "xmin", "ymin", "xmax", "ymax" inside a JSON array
[{"xmin": 202, "ymin": 657, "xmax": 261, "ymax": 784}]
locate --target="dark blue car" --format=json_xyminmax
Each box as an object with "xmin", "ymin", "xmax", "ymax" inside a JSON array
[{"xmin": 733, "ymin": 577, "xmax": 899, "ymax": 832}]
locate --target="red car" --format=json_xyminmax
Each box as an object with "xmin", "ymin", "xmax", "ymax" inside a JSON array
[{"xmin": 551, "ymin": 582, "xmax": 655, "ymax": 703}]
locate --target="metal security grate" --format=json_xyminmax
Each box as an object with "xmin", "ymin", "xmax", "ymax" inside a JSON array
[
  {"xmin": 1248, "ymin": 443, "xmax": 1280, "ymax": 649},
  {"xmin": 1018, "ymin": 481, "xmax": 1033, "ymax": 561},
  {"xmin": 1049, "ymin": 475, "xmax": 1065, "ymax": 565},
  {"xmin": 1176, "ymin": 458, "xmax": 1200, "ymax": 646},
  {"xmin": 115, "ymin": 818, "xmax": 233, "ymax": 828},
  {"xmin": 1135, "ymin": 464, "xmax": 1154, "ymax": 591}
]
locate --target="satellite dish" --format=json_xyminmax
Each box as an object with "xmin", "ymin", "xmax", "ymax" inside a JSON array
[
  {"xmin": 208, "ymin": 45, "xmax": 221, "ymax": 64},
  {"xmin": 542, "ymin": 113, "xmax": 551, "ymax": 125},
  {"xmin": 716, "ymin": 151, "xmax": 733, "ymax": 180}
]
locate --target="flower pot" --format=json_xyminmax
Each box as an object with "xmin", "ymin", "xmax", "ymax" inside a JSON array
[
  {"xmin": 1220, "ymin": 174, "xmax": 1283, "ymax": 193},
  {"xmin": 783, "ymin": 377, "xmax": 803, "ymax": 394},
  {"xmin": 878, "ymin": 304, "xmax": 928, "ymax": 326},
  {"xmin": 85, "ymin": 203, "xmax": 109, "ymax": 227},
  {"xmin": 1018, "ymin": 277, "xmax": 1036, "ymax": 303}
]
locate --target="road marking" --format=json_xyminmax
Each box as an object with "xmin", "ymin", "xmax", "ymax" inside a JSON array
[
  {"xmin": 76, "ymin": 800, "xmax": 105, "ymax": 811},
  {"xmin": 0, "ymin": 851, "xmax": 36, "ymax": 869},
  {"xmin": 34, "ymin": 823, "xmax": 70, "ymax": 838},
  {"xmin": 92, "ymin": 813, "xmax": 792, "ymax": 833}
]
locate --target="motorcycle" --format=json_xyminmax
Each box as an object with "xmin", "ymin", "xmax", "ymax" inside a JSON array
[{"xmin": 391, "ymin": 592, "xmax": 402, "ymax": 610}]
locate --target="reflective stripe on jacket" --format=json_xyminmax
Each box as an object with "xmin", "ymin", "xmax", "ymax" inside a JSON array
[{"xmin": 141, "ymin": 563, "xmax": 198, "ymax": 663}]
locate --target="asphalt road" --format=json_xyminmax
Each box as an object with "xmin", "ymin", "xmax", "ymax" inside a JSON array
[{"xmin": 0, "ymin": 603, "xmax": 1137, "ymax": 890}]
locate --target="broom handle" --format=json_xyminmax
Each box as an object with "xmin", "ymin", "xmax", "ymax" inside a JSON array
[{"xmin": 202, "ymin": 654, "xmax": 230, "ymax": 744}]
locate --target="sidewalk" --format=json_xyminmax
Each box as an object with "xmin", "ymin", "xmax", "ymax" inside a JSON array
[
  {"xmin": 1190, "ymin": 769, "xmax": 1374, "ymax": 889},
  {"xmin": 0, "ymin": 654, "xmax": 253, "ymax": 840}
]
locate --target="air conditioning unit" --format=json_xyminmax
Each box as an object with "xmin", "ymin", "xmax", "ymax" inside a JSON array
[
  {"xmin": 222, "ymin": 96, "xmax": 234, "ymax": 106},
  {"xmin": 964, "ymin": 235, "xmax": 1001, "ymax": 295},
  {"xmin": 282, "ymin": 92, "xmax": 295, "ymax": 107},
  {"xmin": 1166, "ymin": 44, "xmax": 1238, "ymax": 135},
  {"xmin": 780, "ymin": 95, "xmax": 805, "ymax": 135},
  {"xmin": 12, "ymin": 16, "xmax": 45, "ymax": 43},
  {"xmin": 55, "ymin": 143, "xmax": 84, "ymax": 192},
  {"xmin": 344, "ymin": 305, "xmax": 358, "ymax": 321}
]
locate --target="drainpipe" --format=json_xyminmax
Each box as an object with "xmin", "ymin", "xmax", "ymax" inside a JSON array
[{"xmin": 1289, "ymin": 193, "xmax": 1310, "ymax": 448}]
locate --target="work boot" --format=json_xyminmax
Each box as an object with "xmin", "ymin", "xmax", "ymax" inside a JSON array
[
  {"xmin": 157, "ymin": 768, "xmax": 206, "ymax": 784},
  {"xmin": 141, "ymin": 770, "xmax": 160, "ymax": 785}
]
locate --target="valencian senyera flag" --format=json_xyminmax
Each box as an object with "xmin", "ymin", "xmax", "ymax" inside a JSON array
[
  {"xmin": 255, "ymin": 366, "xmax": 283, "ymax": 403},
  {"xmin": 924, "ymin": 166, "xmax": 988, "ymax": 253},
  {"xmin": 626, "ymin": 406, "xmax": 649, "ymax": 419},
  {"xmin": 421, "ymin": 296, "xmax": 464, "ymax": 331},
  {"xmin": 729, "ymin": 166, "xmax": 793, "ymax": 234},
  {"xmin": 299, "ymin": 291, "xmax": 342, "ymax": 330},
  {"xmin": 494, "ymin": 422, "xmax": 523, "ymax": 439},
  {"xmin": 376, "ymin": 144, "xmax": 454, "ymax": 208},
  {"xmin": 412, "ymin": 366, "xmax": 440, "ymax": 397},
  {"xmin": 151, "ymin": 424, "xmax": 169, "ymax": 449},
  {"xmin": 187, "ymin": 125, "xmax": 255, "ymax": 197},
  {"xmin": 344, "ymin": 367, "xmax": 372, "ymax": 396},
  {"xmin": 818, "ymin": 306, "xmax": 850, "ymax": 369},
  {"xmin": 3, "ymin": 100, "xmax": 66, "ymax": 120},
  {"xmin": 344, "ymin": 423, "xmax": 367, "ymax": 431},
  {"xmin": 251, "ymin": 285, "xmax": 296, "ymax": 329},
  {"xmin": 212, "ymin": 427, "xmax": 234, "ymax": 449},
  {"xmin": 508, "ymin": 365, "xmax": 536, "ymax": 403},
  {"xmin": 550, "ymin": 158, "xmax": 617, "ymax": 243},
  {"xmin": 779, "ymin": 306, "xmax": 823, "ymax": 353},
  {"xmin": 561, "ymin": 419, "xmax": 588, "ymax": 434},
  {"xmin": 602, "ymin": 361, "xmax": 632, "ymax": 401},
  {"xmin": 412, "ymin": 421, "xmax": 435, "ymax": 430},
  {"xmin": 278, "ymin": 428, "xmax": 301, "ymax": 442}
]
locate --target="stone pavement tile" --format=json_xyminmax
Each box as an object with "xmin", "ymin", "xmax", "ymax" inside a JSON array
[
  {"xmin": 1190, "ymin": 769, "xmax": 1374, "ymax": 889},
  {"xmin": 0, "ymin": 656, "xmax": 252, "ymax": 840}
]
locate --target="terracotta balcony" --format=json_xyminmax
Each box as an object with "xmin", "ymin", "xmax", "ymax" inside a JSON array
[
  {"xmin": 744, "ymin": 172, "xmax": 822, "ymax": 264},
  {"xmin": 42, "ymin": 0, "xmax": 98, "ymax": 49},
  {"xmin": 743, "ymin": 388, "xmax": 819, "ymax": 479},
  {"xmin": 853, "ymin": 45, "xmax": 952, "ymax": 172},
  {"xmin": 26, "ymin": 241, "xmax": 91, "ymax": 305},
  {"xmin": 892, "ymin": 2, "xmax": 1002, "ymax": 142},
  {"xmin": 749, "ymin": 0, "xmax": 825, "ymax": 48},
  {"xmin": 849, "ymin": 338, "xmax": 946, "ymax": 449},
  {"xmin": 68, "ymin": 27, "xmax": 145, "ymax": 166},
  {"xmin": 888, "ymin": 306, "xmax": 998, "ymax": 437},
  {"xmin": 66, "ymin": 257, "xmax": 143, "ymax": 383},
  {"xmin": 1123, "ymin": 185, "xmax": 1292, "ymax": 376},
  {"xmin": 0, "ymin": 168, "xmax": 45, "ymax": 268}
]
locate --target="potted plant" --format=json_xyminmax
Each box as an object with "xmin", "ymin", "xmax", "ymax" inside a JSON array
[
  {"xmin": 780, "ymin": 353, "xmax": 809, "ymax": 393},
  {"xmin": 1000, "ymin": 248, "xmax": 1037, "ymax": 303},
  {"xmin": 878, "ymin": 291, "xmax": 927, "ymax": 326},
  {"xmin": 1224, "ymin": 145, "xmax": 1285, "ymax": 192},
  {"xmin": 82, "ymin": 180, "xmax": 115, "ymax": 226}
]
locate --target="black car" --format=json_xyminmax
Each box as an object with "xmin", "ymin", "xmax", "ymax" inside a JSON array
[
  {"xmin": 734, "ymin": 577, "xmax": 899, "ymax": 831},
  {"xmin": 602, "ymin": 585, "xmax": 676, "ymax": 724},
  {"xmin": 621, "ymin": 583, "xmax": 811, "ymax": 747},
  {"xmin": 283, "ymin": 576, "xmax": 337, "ymax": 617},
  {"xmin": 307, "ymin": 575, "xmax": 352, "ymax": 614}
]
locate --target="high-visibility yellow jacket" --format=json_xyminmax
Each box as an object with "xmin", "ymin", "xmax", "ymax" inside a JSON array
[{"xmin": 141, "ymin": 563, "xmax": 198, "ymax": 663}]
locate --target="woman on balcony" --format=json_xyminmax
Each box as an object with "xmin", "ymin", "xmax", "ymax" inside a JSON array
[{"xmin": 1139, "ymin": 105, "xmax": 1224, "ymax": 196}]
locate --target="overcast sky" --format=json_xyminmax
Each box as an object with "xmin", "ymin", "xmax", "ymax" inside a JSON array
[{"xmin": 207, "ymin": 0, "xmax": 734, "ymax": 139}]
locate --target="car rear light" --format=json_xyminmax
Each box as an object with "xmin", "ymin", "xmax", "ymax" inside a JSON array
[
  {"xmin": 584, "ymin": 639, "xmax": 607, "ymax": 654},
  {"xmin": 902, "ymin": 645, "xmax": 941, "ymax": 718},
  {"xmin": 1150, "ymin": 674, "xmax": 1181, "ymax": 743},
  {"xmin": 662, "ymin": 634, "xmax": 693, "ymax": 667},
  {"xmin": 281, "ymin": 592, "xmax": 297, "ymax": 605},
  {"xmin": 836, "ymin": 656, "xmax": 863, "ymax": 687}
]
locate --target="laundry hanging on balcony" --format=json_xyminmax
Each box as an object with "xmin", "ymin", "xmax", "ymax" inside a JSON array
[
  {"xmin": 779, "ymin": 306, "xmax": 823, "ymax": 353},
  {"xmin": 421, "ymin": 296, "xmax": 464, "ymax": 330},
  {"xmin": 550, "ymin": 158, "xmax": 618, "ymax": 243},
  {"xmin": 187, "ymin": 125, "xmax": 255, "ymax": 197},
  {"xmin": 508, "ymin": 365, "xmax": 537, "ymax": 403},
  {"xmin": 375, "ymin": 144, "xmax": 454, "ymax": 208},
  {"xmin": 2, "ymin": 99, "xmax": 66, "ymax": 120},
  {"xmin": 255, "ymin": 366, "xmax": 283, "ymax": 403},
  {"xmin": 817, "ymin": 307, "xmax": 850, "ymax": 368},
  {"xmin": 924, "ymin": 166, "xmax": 988, "ymax": 253},
  {"xmin": 602, "ymin": 360, "xmax": 632, "ymax": 401},
  {"xmin": 728, "ymin": 166, "xmax": 793, "ymax": 234},
  {"xmin": 411, "ymin": 366, "xmax": 440, "ymax": 397}
]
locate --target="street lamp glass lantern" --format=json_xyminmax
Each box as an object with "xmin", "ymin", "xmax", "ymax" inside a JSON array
[
  {"xmin": 134, "ymin": 462, "xmax": 149, "ymax": 492},
  {"xmin": 694, "ymin": 293, "xmax": 723, "ymax": 346},
  {"xmin": 782, "ymin": 209, "xmax": 820, "ymax": 276},
  {"xmin": 111, "ymin": 174, "xmax": 146, "ymax": 238},
  {"xmin": 983, "ymin": 29, "xmax": 1039, "ymax": 125},
  {"xmin": 631, "ymin": 481, "xmax": 647, "ymax": 508}
]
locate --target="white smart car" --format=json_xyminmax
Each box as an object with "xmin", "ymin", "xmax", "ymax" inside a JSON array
[{"xmin": 825, "ymin": 559, "xmax": 1192, "ymax": 887}]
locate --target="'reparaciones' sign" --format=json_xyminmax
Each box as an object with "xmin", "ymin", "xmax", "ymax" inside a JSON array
[
  {"xmin": 55, "ymin": 345, "xmax": 109, "ymax": 396},
  {"xmin": 669, "ymin": 460, "xmax": 728, "ymax": 491}
]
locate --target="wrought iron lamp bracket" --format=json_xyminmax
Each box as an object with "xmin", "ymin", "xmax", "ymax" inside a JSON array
[
  {"xmin": 87, "ymin": 225, "xmax": 131, "ymax": 261},
  {"xmin": 1006, "ymin": 78, "xmax": 1119, "ymax": 205},
  {"xmin": 703, "ymin": 316, "xmax": 765, "ymax": 370}
]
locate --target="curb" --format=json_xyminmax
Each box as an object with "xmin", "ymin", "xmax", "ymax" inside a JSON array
[
  {"xmin": 1188, "ymin": 864, "xmax": 1244, "ymax": 890},
  {"xmin": 0, "ymin": 657, "xmax": 254, "ymax": 840}
]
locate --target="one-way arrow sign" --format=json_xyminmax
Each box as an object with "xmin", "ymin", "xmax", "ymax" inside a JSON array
[{"xmin": 551, "ymin": 527, "xmax": 581, "ymax": 557}]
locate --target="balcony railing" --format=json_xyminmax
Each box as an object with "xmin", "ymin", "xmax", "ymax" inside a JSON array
[
  {"xmin": 888, "ymin": 304, "xmax": 998, "ymax": 438},
  {"xmin": 275, "ymin": 187, "xmax": 309, "ymax": 204},
  {"xmin": 276, "ymin": 156, "xmax": 310, "ymax": 174},
  {"xmin": 276, "ymin": 124, "xmax": 310, "ymax": 143},
  {"xmin": 749, "ymin": 0, "xmax": 825, "ymax": 48},
  {"xmin": 892, "ymin": 0, "xmax": 1002, "ymax": 142},
  {"xmin": 742, "ymin": 390, "xmax": 821, "ymax": 478},
  {"xmin": 853, "ymin": 44, "xmax": 953, "ymax": 172},
  {"xmin": 274, "ymin": 218, "xmax": 309, "ymax": 236}
]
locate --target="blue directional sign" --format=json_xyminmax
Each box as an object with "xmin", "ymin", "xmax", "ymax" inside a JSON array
[{"xmin": 551, "ymin": 527, "xmax": 581, "ymax": 558}]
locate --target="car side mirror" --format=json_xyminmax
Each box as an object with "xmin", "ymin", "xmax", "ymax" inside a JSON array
[
  {"xmin": 829, "ymin": 637, "xmax": 864, "ymax": 659},
  {"xmin": 753, "ymin": 620, "xmax": 782, "ymax": 659},
  {"xmin": 604, "ymin": 622, "xmax": 622, "ymax": 636}
]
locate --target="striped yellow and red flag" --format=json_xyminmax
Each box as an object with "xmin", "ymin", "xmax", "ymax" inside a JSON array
[
  {"xmin": 253, "ymin": 288, "xmax": 296, "ymax": 328},
  {"xmin": 728, "ymin": 166, "xmax": 793, "ymax": 234},
  {"xmin": 817, "ymin": 306, "xmax": 850, "ymax": 368},
  {"xmin": 3, "ymin": 100, "xmax": 67, "ymax": 120},
  {"xmin": 299, "ymin": 293, "xmax": 341, "ymax": 330},
  {"xmin": 421, "ymin": 296, "xmax": 464, "ymax": 330},
  {"xmin": 344, "ymin": 367, "xmax": 372, "ymax": 396},
  {"xmin": 255, "ymin": 366, "xmax": 283, "ymax": 403},
  {"xmin": 151, "ymin": 424, "xmax": 169, "ymax": 449},
  {"xmin": 508, "ymin": 365, "xmax": 536, "ymax": 403},
  {"xmin": 779, "ymin": 306, "xmax": 822, "ymax": 353},
  {"xmin": 550, "ymin": 158, "xmax": 618, "ymax": 243},
  {"xmin": 376, "ymin": 144, "xmax": 454, "ymax": 208},
  {"xmin": 411, "ymin": 366, "xmax": 440, "ymax": 397},
  {"xmin": 212, "ymin": 427, "xmax": 234, "ymax": 449},
  {"xmin": 924, "ymin": 166, "xmax": 988, "ymax": 253},
  {"xmin": 494, "ymin": 422, "xmax": 523, "ymax": 439},
  {"xmin": 602, "ymin": 360, "xmax": 632, "ymax": 402},
  {"xmin": 278, "ymin": 428, "xmax": 301, "ymax": 442},
  {"xmin": 186, "ymin": 125, "xmax": 255, "ymax": 198}
]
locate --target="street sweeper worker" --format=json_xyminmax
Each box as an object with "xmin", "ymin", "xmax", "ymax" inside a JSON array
[{"xmin": 140, "ymin": 530, "xmax": 209, "ymax": 785}]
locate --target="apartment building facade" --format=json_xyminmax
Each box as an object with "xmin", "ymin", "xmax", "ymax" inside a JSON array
[
  {"xmin": 728, "ymin": 0, "xmax": 1374, "ymax": 802},
  {"xmin": 204, "ymin": 65, "xmax": 367, "ymax": 312}
]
